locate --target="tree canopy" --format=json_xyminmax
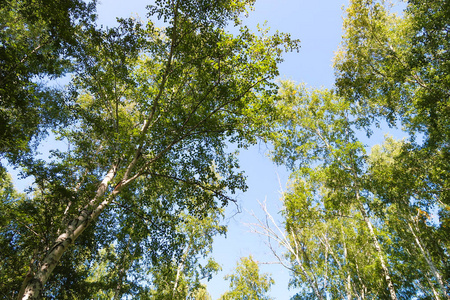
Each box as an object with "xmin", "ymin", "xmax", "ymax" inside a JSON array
[
  {"xmin": 1, "ymin": 0, "xmax": 449, "ymax": 299},
  {"xmin": 0, "ymin": 0, "xmax": 300, "ymax": 299},
  {"xmin": 0, "ymin": 0, "xmax": 96, "ymax": 162}
]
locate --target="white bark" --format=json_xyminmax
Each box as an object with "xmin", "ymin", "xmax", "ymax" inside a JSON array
[
  {"xmin": 343, "ymin": 239, "xmax": 352, "ymax": 300},
  {"xmin": 250, "ymin": 203, "xmax": 325, "ymax": 300},
  {"xmin": 21, "ymin": 165, "xmax": 119, "ymax": 300},
  {"xmin": 408, "ymin": 217, "xmax": 449, "ymax": 300},
  {"xmin": 172, "ymin": 244, "xmax": 190, "ymax": 298},
  {"xmin": 357, "ymin": 200, "xmax": 398, "ymax": 300},
  {"xmin": 290, "ymin": 231, "xmax": 325, "ymax": 300}
]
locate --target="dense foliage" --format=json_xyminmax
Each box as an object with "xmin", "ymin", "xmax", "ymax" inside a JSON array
[
  {"xmin": 1, "ymin": 0, "xmax": 449, "ymax": 299},
  {"xmin": 0, "ymin": 0, "xmax": 96, "ymax": 162},
  {"xmin": 258, "ymin": 0, "xmax": 450, "ymax": 299},
  {"xmin": 0, "ymin": 0, "xmax": 298, "ymax": 299}
]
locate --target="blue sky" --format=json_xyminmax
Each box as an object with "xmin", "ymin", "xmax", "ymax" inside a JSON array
[{"xmin": 84, "ymin": 0, "xmax": 349, "ymax": 298}]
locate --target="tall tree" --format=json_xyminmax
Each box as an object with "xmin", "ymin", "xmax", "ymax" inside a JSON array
[
  {"xmin": 334, "ymin": 0, "xmax": 450, "ymax": 220},
  {"xmin": 264, "ymin": 82, "xmax": 400, "ymax": 299},
  {"xmin": 3, "ymin": 0, "xmax": 299, "ymax": 299},
  {"xmin": 262, "ymin": 81, "xmax": 449, "ymax": 299},
  {"xmin": 368, "ymin": 138, "xmax": 450, "ymax": 299},
  {"xmin": 334, "ymin": 0, "xmax": 450, "ymax": 295}
]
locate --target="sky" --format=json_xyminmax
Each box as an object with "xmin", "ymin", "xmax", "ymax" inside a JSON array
[{"xmin": 6, "ymin": 0, "xmax": 398, "ymax": 298}]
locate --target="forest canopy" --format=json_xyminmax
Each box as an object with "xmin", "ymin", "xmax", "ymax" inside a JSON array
[{"xmin": 0, "ymin": 0, "xmax": 449, "ymax": 299}]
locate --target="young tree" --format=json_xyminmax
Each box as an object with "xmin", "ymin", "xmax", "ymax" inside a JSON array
[
  {"xmin": 220, "ymin": 256, "xmax": 274, "ymax": 300},
  {"xmin": 3, "ymin": 0, "xmax": 299, "ymax": 298}
]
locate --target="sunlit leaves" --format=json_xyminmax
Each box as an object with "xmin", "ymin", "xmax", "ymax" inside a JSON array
[
  {"xmin": 2, "ymin": 0, "xmax": 301, "ymax": 297},
  {"xmin": 220, "ymin": 256, "xmax": 274, "ymax": 300}
]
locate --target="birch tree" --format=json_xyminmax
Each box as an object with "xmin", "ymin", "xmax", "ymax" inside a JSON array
[
  {"xmin": 1, "ymin": 1, "xmax": 299, "ymax": 298},
  {"xmin": 334, "ymin": 0, "xmax": 450, "ymax": 296},
  {"xmin": 263, "ymin": 81, "xmax": 449, "ymax": 299}
]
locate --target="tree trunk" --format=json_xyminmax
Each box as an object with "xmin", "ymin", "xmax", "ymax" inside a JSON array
[
  {"xmin": 290, "ymin": 230, "xmax": 325, "ymax": 300},
  {"xmin": 113, "ymin": 232, "xmax": 135, "ymax": 300},
  {"xmin": 20, "ymin": 165, "xmax": 119, "ymax": 300},
  {"xmin": 343, "ymin": 238, "xmax": 352, "ymax": 300},
  {"xmin": 408, "ymin": 218, "xmax": 449, "ymax": 300},
  {"xmin": 357, "ymin": 200, "xmax": 398, "ymax": 300},
  {"xmin": 172, "ymin": 244, "xmax": 190, "ymax": 298}
]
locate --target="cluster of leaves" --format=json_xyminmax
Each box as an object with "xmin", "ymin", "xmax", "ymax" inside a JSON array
[
  {"xmin": 220, "ymin": 256, "xmax": 274, "ymax": 300},
  {"xmin": 0, "ymin": 0, "xmax": 96, "ymax": 162}
]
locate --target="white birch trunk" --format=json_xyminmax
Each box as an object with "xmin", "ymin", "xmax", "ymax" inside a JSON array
[
  {"xmin": 291, "ymin": 231, "xmax": 325, "ymax": 300},
  {"xmin": 172, "ymin": 244, "xmax": 190, "ymax": 298},
  {"xmin": 408, "ymin": 218, "xmax": 449, "ymax": 300},
  {"xmin": 20, "ymin": 165, "xmax": 119, "ymax": 300},
  {"xmin": 357, "ymin": 200, "xmax": 398, "ymax": 300},
  {"xmin": 343, "ymin": 239, "xmax": 352, "ymax": 300}
]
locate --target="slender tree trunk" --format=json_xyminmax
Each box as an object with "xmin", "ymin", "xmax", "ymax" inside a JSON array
[
  {"xmin": 113, "ymin": 229, "xmax": 135, "ymax": 300},
  {"xmin": 324, "ymin": 239, "xmax": 329, "ymax": 297},
  {"xmin": 291, "ymin": 230, "xmax": 325, "ymax": 300},
  {"xmin": 113, "ymin": 268, "xmax": 125, "ymax": 300},
  {"xmin": 357, "ymin": 200, "xmax": 398, "ymax": 300},
  {"xmin": 319, "ymin": 230, "xmax": 355, "ymax": 299},
  {"xmin": 425, "ymin": 272, "xmax": 443, "ymax": 300},
  {"xmin": 408, "ymin": 218, "xmax": 449, "ymax": 300},
  {"xmin": 355, "ymin": 261, "xmax": 366, "ymax": 300},
  {"xmin": 172, "ymin": 244, "xmax": 190, "ymax": 298},
  {"xmin": 343, "ymin": 238, "xmax": 352, "ymax": 300},
  {"xmin": 20, "ymin": 165, "xmax": 119, "ymax": 300}
]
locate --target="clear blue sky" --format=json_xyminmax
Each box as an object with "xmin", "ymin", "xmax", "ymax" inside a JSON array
[{"xmin": 97, "ymin": 0, "xmax": 350, "ymax": 298}]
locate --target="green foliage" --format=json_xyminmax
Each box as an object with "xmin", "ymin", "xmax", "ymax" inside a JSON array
[
  {"xmin": 0, "ymin": 0, "xmax": 96, "ymax": 162},
  {"xmin": 1, "ymin": 0, "xmax": 299, "ymax": 298},
  {"xmin": 220, "ymin": 256, "xmax": 274, "ymax": 300},
  {"xmin": 262, "ymin": 0, "xmax": 450, "ymax": 297},
  {"xmin": 191, "ymin": 285, "xmax": 212, "ymax": 300},
  {"xmin": 332, "ymin": 1, "xmax": 450, "ymax": 296},
  {"xmin": 267, "ymin": 80, "xmax": 449, "ymax": 299},
  {"xmin": 148, "ymin": 208, "xmax": 225, "ymax": 299},
  {"xmin": 0, "ymin": 172, "xmax": 29, "ymax": 299},
  {"xmin": 335, "ymin": 0, "xmax": 450, "ymax": 149}
]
